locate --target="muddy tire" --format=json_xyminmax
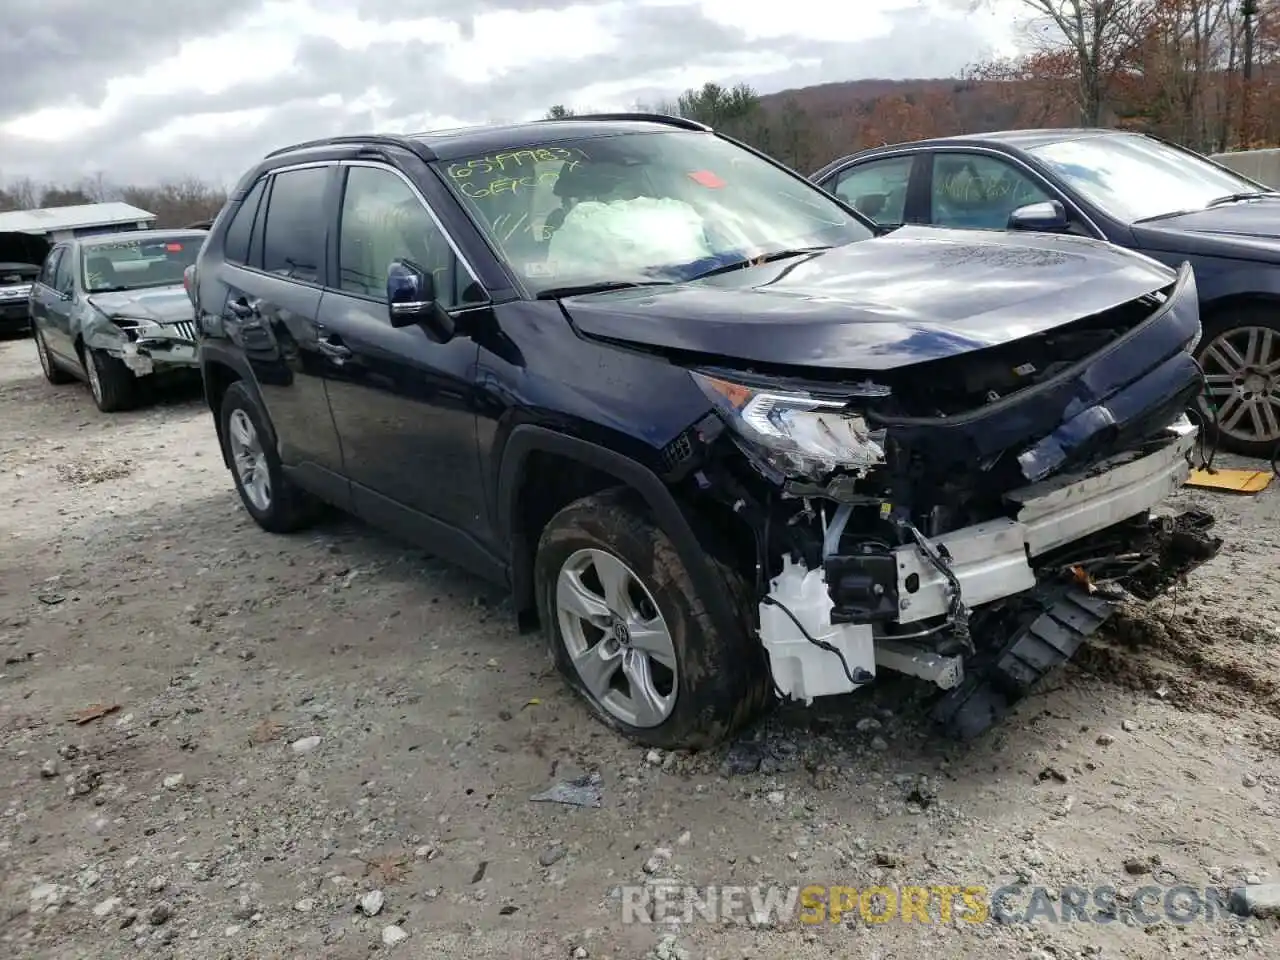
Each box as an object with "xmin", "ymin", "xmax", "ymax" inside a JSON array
[
  {"xmin": 218, "ymin": 381, "xmax": 321, "ymax": 534},
  {"xmin": 1194, "ymin": 305, "xmax": 1280, "ymax": 459},
  {"xmin": 534, "ymin": 487, "xmax": 771, "ymax": 750},
  {"xmin": 35, "ymin": 329, "xmax": 74, "ymax": 384},
  {"xmin": 83, "ymin": 346, "xmax": 137, "ymax": 412}
]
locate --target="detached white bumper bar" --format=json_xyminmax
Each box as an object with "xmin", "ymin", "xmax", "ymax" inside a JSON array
[{"xmin": 894, "ymin": 419, "xmax": 1196, "ymax": 624}]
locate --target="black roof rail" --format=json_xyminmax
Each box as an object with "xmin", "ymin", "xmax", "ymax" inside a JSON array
[
  {"xmin": 264, "ymin": 133, "xmax": 437, "ymax": 161},
  {"xmin": 541, "ymin": 112, "xmax": 711, "ymax": 133}
]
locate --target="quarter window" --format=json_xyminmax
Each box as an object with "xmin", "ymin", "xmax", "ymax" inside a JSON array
[
  {"xmin": 830, "ymin": 156, "xmax": 914, "ymax": 225},
  {"xmin": 929, "ymin": 153, "xmax": 1052, "ymax": 230},
  {"xmin": 336, "ymin": 165, "xmax": 484, "ymax": 308},
  {"xmin": 261, "ymin": 167, "xmax": 329, "ymax": 283},
  {"xmin": 224, "ymin": 178, "xmax": 266, "ymax": 265}
]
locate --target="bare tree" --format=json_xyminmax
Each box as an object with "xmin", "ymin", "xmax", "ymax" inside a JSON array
[{"xmin": 1007, "ymin": 0, "xmax": 1153, "ymax": 124}]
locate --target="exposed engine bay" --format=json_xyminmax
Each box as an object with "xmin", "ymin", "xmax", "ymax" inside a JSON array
[{"xmin": 661, "ymin": 264, "xmax": 1223, "ymax": 739}]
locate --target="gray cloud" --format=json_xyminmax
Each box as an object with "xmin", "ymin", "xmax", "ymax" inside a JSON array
[
  {"xmin": 0, "ymin": 0, "xmax": 262, "ymax": 122},
  {"xmin": 3, "ymin": 2, "xmax": 1003, "ymax": 187}
]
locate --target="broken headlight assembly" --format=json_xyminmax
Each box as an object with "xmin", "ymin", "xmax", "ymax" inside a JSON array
[
  {"xmin": 690, "ymin": 371, "xmax": 888, "ymax": 478},
  {"xmin": 110, "ymin": 317, "xmax": 164, "ymax": 340}
]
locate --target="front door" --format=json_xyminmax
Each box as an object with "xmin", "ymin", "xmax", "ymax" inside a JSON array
[{"xmin": 314, "ymin": 162, "xmax": 491, "ymax": 549}]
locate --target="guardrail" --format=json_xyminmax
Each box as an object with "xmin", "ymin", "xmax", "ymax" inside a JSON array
[{"xmin": 1210, "ymin": 148, "xmax": 1280, "ymax": 187}]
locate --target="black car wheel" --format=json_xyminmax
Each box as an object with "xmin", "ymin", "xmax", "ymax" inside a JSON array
[
  {"xmin": 534, "ymin": 487, "xmax": 770, "ymax": 750},
  {"xmin": 83, "ymin": 346, "xmax": 137, "ymax": 412},
  {"xmin": 35, "ymin": 329, "xmax": 74, "ymax": 384},
  {"xmin": 218, "ymin": 381, "xmax": 321, "ymax": 533},
  {"xmin": 1196, "ymin": 307, "xmax": 1280, "ymax": 459}
]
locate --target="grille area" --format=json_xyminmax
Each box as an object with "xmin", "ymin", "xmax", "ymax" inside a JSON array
[{"xmin": 168, "ymin": 320, "xmax": 197, "ymax": 341}]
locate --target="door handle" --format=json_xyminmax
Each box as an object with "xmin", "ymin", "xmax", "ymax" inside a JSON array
[
  {"xmin": 227, "ymin": 297, "xmax": 257, "ymax": 320},
  {"xmin": 317, "ymin": 335, "xmax": 352, "ymax": 362}
]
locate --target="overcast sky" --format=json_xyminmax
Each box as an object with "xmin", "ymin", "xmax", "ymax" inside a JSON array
[{"xmin": 1, "ymin": 0, "xmax": 1024, "ymax": 189}]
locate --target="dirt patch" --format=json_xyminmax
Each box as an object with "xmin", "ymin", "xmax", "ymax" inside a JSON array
[
  {"xmin": 54, "ymin": 457, "xmax": 135, "ymax": 485},
  {"xmin": 1080, "ymin": 604, "xmax": 1280, "ymax": 718}
]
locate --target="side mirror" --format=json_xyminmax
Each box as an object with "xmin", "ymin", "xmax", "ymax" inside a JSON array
[
  {"xmin": 1007, "ymin": 200, "xmax": 1070, "ymax": 233},
  {"xmin": 387, "ymin": 259, "xmax": 454, "ymax": 343}
]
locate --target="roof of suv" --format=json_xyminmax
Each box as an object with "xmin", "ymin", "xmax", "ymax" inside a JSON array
[{"xmin": 265, "ymin": 114, "xmax": 712, "ymax": 165}]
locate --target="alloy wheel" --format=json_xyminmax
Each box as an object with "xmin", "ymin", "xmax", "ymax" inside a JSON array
[
  {"xmin": 555, "ymin": 547, "xmax": 678, "ymax": 728},
  {"xmin": 85, "ymin": 350, "xmax": 103, "ymax": 404},
  {"xmin": 35, "ymin": 332, "xmax": 51, "ymax": 377},
  {"xmin": 228, "ymin": 408, "xmax": 272, "ymax": 511},
  {"xmin": 1200, "ymin": 325, "xmax": 1280, "ymax": 446}
]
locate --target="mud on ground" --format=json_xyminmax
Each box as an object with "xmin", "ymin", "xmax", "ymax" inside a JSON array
[{"xmin": 1, "ymin": 334, "xmax": 1278, "ymax": 960}]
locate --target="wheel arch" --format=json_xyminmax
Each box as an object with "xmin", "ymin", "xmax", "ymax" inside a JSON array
[
  {"xmin": 200, "ymin": 347, "xmax": 263, "ymax": 468},
  {"xmin": 496, "ymin": 425, "xmax": 743, "ymax": 643}
]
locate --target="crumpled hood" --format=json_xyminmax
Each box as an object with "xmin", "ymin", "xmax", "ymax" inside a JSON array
[
  {"xmin": 1132, "ymin": 197, "xmax": 1280, "ymax": 261},
  {"xmin": 88, "ymin": 285, "xmax": 194, "ymax": 325},
  {"xmin": 561, "ymin": 227, "xmax": 1178, "ymax": 371}
]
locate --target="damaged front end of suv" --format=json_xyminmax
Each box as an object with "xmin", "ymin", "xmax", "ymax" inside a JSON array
[{"xmin": 664, "ymin": 260, "xmax": 1220, "ymax": 740}]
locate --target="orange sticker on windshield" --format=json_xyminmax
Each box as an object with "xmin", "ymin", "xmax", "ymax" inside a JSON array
[{"xmin": 688, "ymin": 170, "xmax": 725, "ymax": 188}]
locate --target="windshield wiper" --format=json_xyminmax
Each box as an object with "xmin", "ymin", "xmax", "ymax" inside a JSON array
[
  {"xmin": 88, "ymin": 285, "xmax": 134, "ymax": 293},
  {"xmin": 685, "ymin": 246, "xmax": 832, "ymax": 282},
  {"xmin": 1206, "ymin": 191, "xmax": 1280, "ymax": 207},
  {"xmin": 535, "ymin": 280, "xmax": 669, "ymax": 300}
]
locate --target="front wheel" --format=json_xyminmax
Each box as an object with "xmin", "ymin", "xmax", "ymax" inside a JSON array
[
  {"xmin": 534, "ymin": 488, "xmax": 770, "ymax": 750},
  {"xmin": 83, "ymin": 346, "xmax": 137, "ymax": 412},
  {"xmin": 1195, "ymin": 307, "xmax": 1280, "ymax": 459}
]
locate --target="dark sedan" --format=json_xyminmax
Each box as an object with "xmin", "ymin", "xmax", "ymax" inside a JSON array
[{"xmin": 812, "ymin": 130, "xmax": 1280, "ymax": 457}]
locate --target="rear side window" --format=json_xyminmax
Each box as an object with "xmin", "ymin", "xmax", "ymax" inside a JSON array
[
  {"xmin": 830, "ymin": 155, "xmax": 914, "ymax": 226},
  {"xmin": 261, "ymin": 167, "xmax": 329, "ymax": 283},
  {"xmin": 223, "ymin": 178, "xmax": 266, "ymax": 265},
  {"xmin": 39, "ymin": 248, "xmax": 64, "ymax": 286},
  {"xmin": 53, "ymin": 249, "xmax": 75, "ymax": 293}
]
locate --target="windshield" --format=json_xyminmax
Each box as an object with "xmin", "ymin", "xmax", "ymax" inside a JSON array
[
  {"xmin": 436, "ymin": 130, "xmax": 874, "ymax": 296},
  {"xmin": 1029, "ymin": 133, "xmax": 1268, "ymax": 223},
  {"xmin": 81, "ymin": 234, "xmax": 203, "ymax": 293}
]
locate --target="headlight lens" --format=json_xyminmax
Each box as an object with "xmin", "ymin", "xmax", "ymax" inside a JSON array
[{"xmin": 691, "ymin": 371, "xmax": 887, "ymax": 477}]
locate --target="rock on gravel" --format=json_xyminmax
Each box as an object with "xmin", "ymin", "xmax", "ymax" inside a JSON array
[
  {"xmin": 1229, "ymin": 884, "xmax": 1280, "ymax": 919},
  {"xmin": 382, "ymin": 924, "xmax": 409, "ymax": 946},
  {"xmin": 358, "ymin": 890, "xmax": 385, "ymax": 916},
  {"xmin": 291, "ymin": 735, "xmax": 322, "ymax": 754}
]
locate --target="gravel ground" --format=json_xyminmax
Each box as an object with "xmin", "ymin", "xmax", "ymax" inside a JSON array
[{"xmin": 1, "ymin": 333, "xmax": 1278, "ymax": 960}]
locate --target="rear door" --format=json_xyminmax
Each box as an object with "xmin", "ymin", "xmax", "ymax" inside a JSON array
[
  {"xmin": 217, "ymin": 164, "xmax": 348, "ymax": 501},
  {"xmin": 30, "ymin": 246, "xmax": 67, "ymax": 355},
  {"xmin": 314, "ymin": 161, "xmax": 490, "ymax": 544},
  {"xmin": 44, "ymin": 245, "xmax": 80, "ymax": 361}
]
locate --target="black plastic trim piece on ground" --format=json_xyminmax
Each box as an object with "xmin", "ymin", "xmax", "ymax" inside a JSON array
[{"xmin": 932, "ymin": 585, "xmax": 1119, "ymax": 742}]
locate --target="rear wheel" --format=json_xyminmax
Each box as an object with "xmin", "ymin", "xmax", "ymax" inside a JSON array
[
  {"xmin": 1196, "ymin": 307, "xmax": 1280, "ymax": 458},
  {"xmin": 219, "ymin": 381, "xmax": 320, "ymax": 533},
  {"xmin": 83, "ymin": 346, "xmax": 137, "ymax": 412},
  {"xmin": 534, "ymin": 487, "xmax": 770, "ymax": 750},
  {"xmin": 35, "ymin": 329, "xmax": 74, "ymax": 384}
]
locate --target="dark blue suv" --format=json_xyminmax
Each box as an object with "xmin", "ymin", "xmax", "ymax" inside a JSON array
[{"xmin": 189, "ymin": 115, "xmax": 1219, "ymax": 748}]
